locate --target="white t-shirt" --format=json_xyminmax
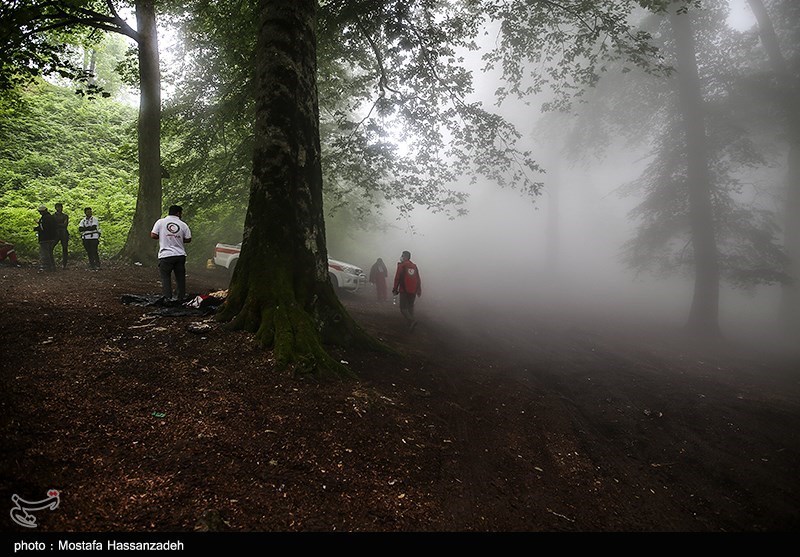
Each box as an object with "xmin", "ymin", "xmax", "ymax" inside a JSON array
[
  {"xmin": 78, "ymin": 216, "xmax": 101, "ymax": 240},
  {"xmin": 151, "ymin": 215, "xmax": 192, "ymax": 258}
]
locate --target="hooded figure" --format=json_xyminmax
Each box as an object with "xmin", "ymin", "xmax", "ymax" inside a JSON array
[{"xmin": 369, "ymin": 257, "xmax": 388, "ymax": 301}]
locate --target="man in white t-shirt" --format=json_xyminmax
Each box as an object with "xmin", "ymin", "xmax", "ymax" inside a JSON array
[
  {"xmin": 150, "ymin": 205, "xmax": 192, "ymax": 302},
  {"xmin": 78, "ymin": 206, "xmax": 101, "ymax": 269}
]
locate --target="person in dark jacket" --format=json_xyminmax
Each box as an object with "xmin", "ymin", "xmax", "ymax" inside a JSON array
[
  {"xmin": 52, "ymin": 202, "xmax": 70, "ymax": 269},
  {"xmin": 34, "ymin": 205, "xmax": 57, "ymax": 271},
  {"xmin": 369, "ymin": 257, "xmax": 388, "ymax": 302},
  {"xmin": 392, "ymin": 250, "xmax": 422, "ymax": 331}
]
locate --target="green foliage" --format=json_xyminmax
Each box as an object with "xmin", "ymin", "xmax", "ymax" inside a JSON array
[
  {"xmin": 89, "ymin": 33, "xmax": 136, "ymax": 98},
  {"xmin": 158, "ymin": 1, "xmax": 258, "ymax": 243},
  {"xmin": 0, "ymin": 1, "xmax": 127, "ymax": 95},
  {"xmin": 482, "ymin": 0, "xmax": 673, "ymax": 111},
  {"xmin": 159, "ymin": 0, "xmax": 669, "ymax": 259},
  {"xmin": 0, "ymin": 80, "xmax": 137, "ymax": 260}
]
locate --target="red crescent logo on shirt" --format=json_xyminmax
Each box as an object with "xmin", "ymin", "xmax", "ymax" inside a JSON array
[
  {"xmin": 407, "ymin": 269, "xmax": 415, "ymax": 275},
  {"xmin": 166, "ymin": 223, "xmax": 180, "ymax": 234}
]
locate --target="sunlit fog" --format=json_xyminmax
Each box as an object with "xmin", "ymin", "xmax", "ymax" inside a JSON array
[
  {"xmin": 346, "ymin": 153, "xmax": 784, "ymax": 346},
  {"xmin": 3, "ymin": 0, "xmax": 798, "ymax": 355},
  {"xmin": 325, "ymin": 0, "xmax": 792, "ymax": 352}
]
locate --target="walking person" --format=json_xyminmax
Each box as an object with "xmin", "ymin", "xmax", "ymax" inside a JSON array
[
  {"xmin": 392, "ymin": 250, "xmax": 422, "ymax": 331},
  {"xmin": 34, "ymin": 205, "xmax": 57, "ymax": 272},
  {"xmin": 369, "ymin": 257, "xmax": 388, "ymax": 302},
  {"xmin": 150, "ymin": 205, "xmax": 192, "ymax": 302},
  {"xmin": 52, "ymin": 202, "xmax": 70, "ymax": 269},
  {"xmin": 78, "ymin": 207, "xmax": 102, "ymax": 269}
]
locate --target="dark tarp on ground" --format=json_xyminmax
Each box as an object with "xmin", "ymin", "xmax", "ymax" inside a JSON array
[{"xmin": 120, "ymin": 294, "xmax": 224, "ymax": 317}]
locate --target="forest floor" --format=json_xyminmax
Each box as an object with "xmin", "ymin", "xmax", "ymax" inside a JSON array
[{"xmin": 1, "ymin": 261, "xmax": 798, "ymax": 535}]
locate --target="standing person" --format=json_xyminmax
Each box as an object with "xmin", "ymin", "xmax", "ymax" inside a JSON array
[
  {"xmin": 34, "ymin": 205, "xmax": 57, "ymax": 271},
  {"xmin": 0, "ymin": 240, "xmax": 20, "ymax": 267},
  {"xmin": 392, "ymin": 250, "xmax": 422, "ymax": 331},
  {"xmin": 150, "ymin": 205, "xmax": 192, "ymax": 302},
  {"xmin": 369, "ymin": 257, "xmax": 388, "ymax": 302},
  {"xmin": 78, "ymin": 207, "xmax": 102, "ymax": 270},
  {"xmin": 52, "ymin": 202, "xmax": 70, "ymax": 269}
]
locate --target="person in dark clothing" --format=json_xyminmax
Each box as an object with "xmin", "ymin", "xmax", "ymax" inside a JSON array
[
  {"xmin": 34, "ymin": 205, "xmax": 57, "ymax": 271},
  {"xmin": 392, "ymin": 250, "xmax": 422, "ymax": 331},
  {"xmin": 369, "ymin": 257, "xmax": 388, "ymax": 302},
  {"xmin": 52, "ymin": 202, "xmax": 70, "ymax": 269}
]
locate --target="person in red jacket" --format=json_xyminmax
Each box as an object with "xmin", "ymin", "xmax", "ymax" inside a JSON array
[
  {"xmin": 392, "ymin": 250, "xmax": 421, "ymax": 331},
  {"xmin": 0, "ymin": 240, "xmax": 20, "ymax": 266}
]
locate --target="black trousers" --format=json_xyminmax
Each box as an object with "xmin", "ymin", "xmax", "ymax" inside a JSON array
[
  {"xmin": 55, "ymin": 230, "xmax": 69, "ymax": 268},
  {"xmin": 82, "ymin": 239, "xmax": 100, "ymax": 268},
  {"xmin": 158, "ymin": 255, "xmax": 186, "ymax": 300},
  {"xmin": 398, "ymin": 291, "xmax": 417, "ymax": 321},
  {"xmin": 38, "ymin": 240, "xmax": 56, "ymax": 271}
]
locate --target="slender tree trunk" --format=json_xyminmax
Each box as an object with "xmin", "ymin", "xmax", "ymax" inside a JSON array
[
  {"xmin": 747, "ymin": 0, "xmax": 800, "ymax": 340},
  {"xmin": 545, "ymin": 161, "xmax": 559, "ymax": 271},
  {"xmin": 88, "ymin": 50, "xmax": 97, "ymax": 85},
  {"xmin": 784, "ymin": 143, "xmax": 800, "ymax": 338},
  {"xmin": 119, "ymin": 0, "xmax": 161, "ymax": 264},
  {"xmin": 215, "ymin": 0, "xmax": 378, "ymax": 376},
  {"xmin": 82, "ymin": 48, "xmax": 97, "ymax": 85},
  {"xmin": 670, "ymin": 7, "xmax": 721, "ymax": 337}
]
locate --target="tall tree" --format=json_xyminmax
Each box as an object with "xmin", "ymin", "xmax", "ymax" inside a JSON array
[
  {"xmin": 213, "ymin": 0, "xmax": 673, "ymax": 374},
  {"xmin": 162, "ymin": 0, "xmax": 676, "ymax": 246},
  {"xmin": 541, "ymin": 1, "xmax": 787, "ymax": 338},
  {"xmin": 215, "ymin": 0, "xmax": 377, "ymax": 376},
  {"xmin": 0, "ymin": 0, "xmax": 162, "ymax": 263},
  {"xmin": 746, "ymin": 0, "xmax": 800, "ymax": 339},
  {"xmin": 120, "ymin": 0, "xmax": 161, "ymax": 264},
  {"xmin": 670, "ymin": 3, "xmax": 720, "ymax": 336}
]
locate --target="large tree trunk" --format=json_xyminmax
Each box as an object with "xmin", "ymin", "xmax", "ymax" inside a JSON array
[
  {"xmin": 119, "ymin": 0, "xmax": 162, "ymax": 264},
  {"xmin": 215, "ymin": 0, "xmax": 377, "ymax": 376},
  {"xmin": 545, "ymin": 159, "xmax": 560, "ymax": 272},
  {"xmin": 747, "ymin": 0, "xmax": 800, "ymax": 342},
  {"xmin": 784, "ymin": 143, "xmax": 800, "ymax": 339},
  {"xmin": 670, "ymin": 7, "xmax": 721, "ymax": 337}
]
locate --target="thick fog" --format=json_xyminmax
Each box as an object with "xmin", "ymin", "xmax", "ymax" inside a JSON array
[
  {"xmin": 344, "ymin": 154, "xmax": 784, "ymax": 350},
  {"xmin": 332, "ymin": 2, "xmax": 793, "ymax": 355}
]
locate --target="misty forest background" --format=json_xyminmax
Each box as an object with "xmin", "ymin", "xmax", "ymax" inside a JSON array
[{"xmin": 1, "ymin": 0, "xmax": 798, "ymax": 351}]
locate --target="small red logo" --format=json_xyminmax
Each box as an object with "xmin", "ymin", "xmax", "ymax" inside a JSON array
[{"xmin": 47, "ymin": 490, "xmax": 59, "ymax": 497}]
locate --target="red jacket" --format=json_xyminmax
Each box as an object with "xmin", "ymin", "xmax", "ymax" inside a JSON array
[{"xmin": 393, "ymin": 260, "xmax": 421, "ymax": 295}]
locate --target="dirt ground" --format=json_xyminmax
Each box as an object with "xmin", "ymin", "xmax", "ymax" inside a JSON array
[{"xmin": 1, "ymin": 260, "xmax": 798, "ymax": 534}]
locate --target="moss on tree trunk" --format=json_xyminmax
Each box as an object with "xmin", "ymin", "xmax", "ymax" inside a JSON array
[{"xmin": 215, "ymin": 0, "xmax": 383, "ymax": 377}]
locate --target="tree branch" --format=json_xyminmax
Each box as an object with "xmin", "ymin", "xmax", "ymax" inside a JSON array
[{"xmin": 16, "ymin": 1, "xmax": 140, "ymax": 43}]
